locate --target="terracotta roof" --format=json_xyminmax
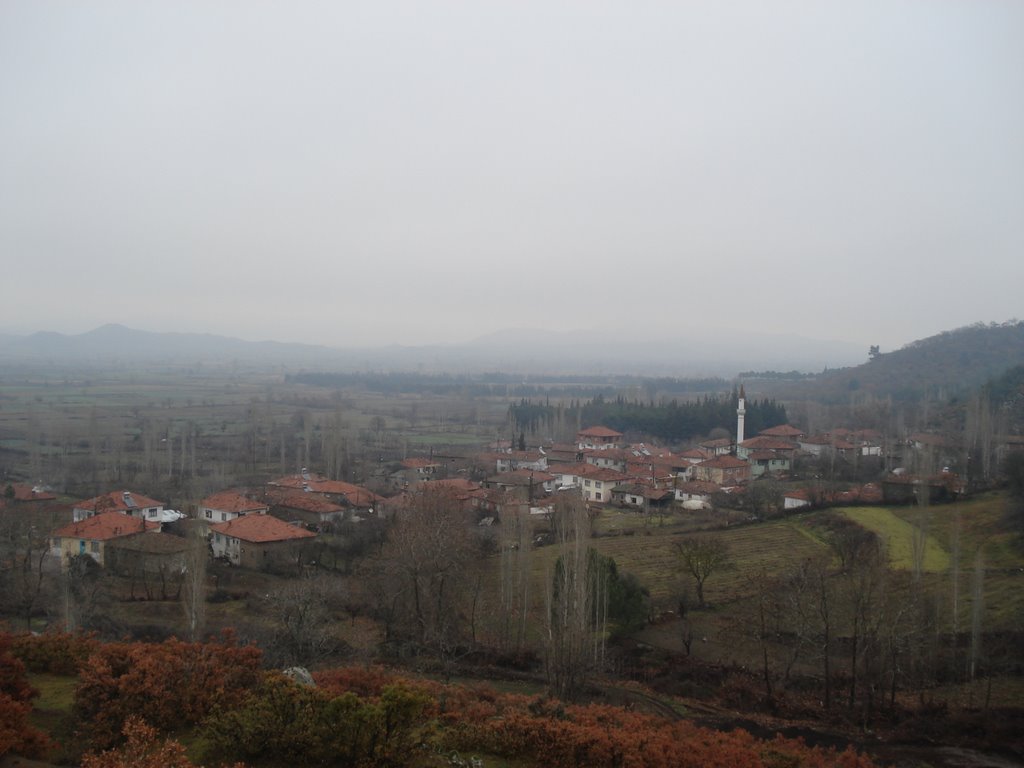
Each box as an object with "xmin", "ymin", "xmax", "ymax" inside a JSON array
[
  {"xmin": 699, "ymin": 438, "xmax": 733, "ymax": 449},
  {"xmin": 423, "ymin": 478, "xmax": 483, "ymax": 493},
  {"xmin": 758, "ymin": 424, "xmax": 804, "ymax": 438},
  {"xmin": 75, "ymin": 490, "xmax": 164, "ymax": 514},
  {"xmin": 740, "ymin": 436, "xmax": 799, "ymax": 450},
  {"xmin": 676, "ymin": 480, "xmax": 721, "ymax": 495},
  {"xmin": 266, "ymin": 489, "xmax": 347, "ymax": 515},
  {"xmin": 5, "ymin": 483, "xmax": 57, "ymax": 502},
  {"xmin": 698, "ymin": 455, "xmax": 748, "ymax": 469},
  {"xmin": 678, "ymin": 447, "xmax": 713, "ymax": 461},
  {"xmin": 200, "ymin": 490, "xmax": 268, "ymax": 515},
  {"xmin": 210, "ymin": 514, "xmax": 315, "ymax": 543},
  {"xmin": 401, "ymin": 458, "xmax": 440, "ymax": 469},
  {"xmin": 583, "ymin": 447, "xmax": 631, "ymax": 460},
  {"xmin": 748, "ymin": 450, "xmax": 786, "ymax": 461},
  {"xmin": 582, "ymin": 467, "xmax": 630, "ymax": 483},
  {"xmin": 555, "ymin": 464, "xmax": 629, "ymax": 482},
  {"xmin": 53, "ymin": 511, "xmax": 158, "ymax": 540},
  {"xmin": 577, "ymin": 426, "xmax": 623, "ymax": 438},
  {"xmin": 799, "ymin": 434, "xmax": 833, "ymax": 446},
  {"xmin": 269, "ymin": 474, "xmax": 384, "ymax": 507}
]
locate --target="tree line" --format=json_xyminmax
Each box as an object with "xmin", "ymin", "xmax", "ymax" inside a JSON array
[{"xmin": 509, "ymin": 391, "xmax": 787, "ymax": 443}]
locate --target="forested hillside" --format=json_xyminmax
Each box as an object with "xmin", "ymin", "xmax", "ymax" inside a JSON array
[{"xmin": 782, "ymin": 321, "xmax": 1024, "ymax": 404}]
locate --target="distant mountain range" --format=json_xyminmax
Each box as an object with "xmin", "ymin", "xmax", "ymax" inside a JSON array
[{"xmin": 0, "ymin": 323, "xmax": 867, "ymax": 376}]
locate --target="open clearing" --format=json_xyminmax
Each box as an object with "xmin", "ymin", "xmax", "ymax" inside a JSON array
[{"xmin": 842, "ymin": 506, "xmax": 950, "ymax": 571}]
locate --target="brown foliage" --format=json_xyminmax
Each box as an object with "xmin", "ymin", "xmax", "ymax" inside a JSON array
[
  {"xmin": 0, "ymin": 634, "xmax": 51, "ymax": 759},
  {"xmin": 73, "ymin": 633, "xmax": 262, "ymax": 750}
]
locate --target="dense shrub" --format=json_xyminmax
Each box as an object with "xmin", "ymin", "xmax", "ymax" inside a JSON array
[
  {"xmin": 0, "ymin": 634, "xmax": 51, "ymax": 759},
  {"xmin": 7, "ymin": 630, "xmax": 98, "ymax": 674},
  {"xmin": 74, "ymin": 633, "xmax": 262, "ymax": 750},
  {"xmin": 201, "ymin": 674, "xmax": 432, "ymax": 767}
]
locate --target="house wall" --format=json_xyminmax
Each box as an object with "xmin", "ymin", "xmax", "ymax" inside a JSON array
[{"xmin": 52, "ymin": 536, "xmax": 106, "ymax": 565}]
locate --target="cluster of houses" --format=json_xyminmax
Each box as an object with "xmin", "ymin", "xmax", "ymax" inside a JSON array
[{"xmin": 2, "ymin": 389, "xmax": 970, "ymax": 578}]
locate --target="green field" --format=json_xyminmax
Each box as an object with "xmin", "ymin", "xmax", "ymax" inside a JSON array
[{"xmin": 841, "ymin": 506, "xmax": 950, "ymax": 572}]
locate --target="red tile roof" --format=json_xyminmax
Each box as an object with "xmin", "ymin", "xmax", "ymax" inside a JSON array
[
  {"xmin": 401, "ymin": 458, "xmax": 440, "ymax": 469},
  {"xmin": 676, "ymin": 480, "xmax": 721, "ymax": 495},
  {"xmin": 577, "ymin": 426, "xmax": 623, "ymax": 438},
  {"xmin": 200, "ymin": 490, "xmax": 268, "ymax": 515},
  {"xmin": 266, "ymin": 489, "xmax": 347, "ymax": 515},
  {"xmin": 678, "ymin": 447, "xmax": 713, "ymax": 461},
  {"xmin": 698, "ymin": 455, "xmax": 748, "ymax": 469},
  {"xmin": 759, "ymin": 424, "xmax": 804, "ymax": 438},
  {"xmin": 6, "ymin": 483, "xmax": 57, "ymax": 502},
  {"xmin": 269, "ymin": 474, "xmax": 384, "ymax": 507},
  {"xmin": 740, "ymin": 436, "xmax": 799, "ymax": 451},
  {"xmin": 699, "ymin": 438, "xmax": 733, "ymax": 449},
  {"xmin": 75, "ymin": 490, "xmax": 164, "ymax": 514},
  {"xmin": 53, "ymin": 511, "xmax": 158, "ymax": 541},
  {"xmin": 210, "ymin": 514, "xmax": 316, "ymax": 543}
]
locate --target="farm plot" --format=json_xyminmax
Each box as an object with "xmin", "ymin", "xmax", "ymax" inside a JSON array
[
  {"xmin": 842, "ymin": 507, "xmax": 950, "ymax": 572},
  {"xmin": 587, "ymin": 520, "xmax": 832, "ymax": 608}
]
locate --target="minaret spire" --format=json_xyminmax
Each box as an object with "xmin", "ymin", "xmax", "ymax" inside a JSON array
[{"xmin": 736, "ymin": 385, "xmax": 746, "ymax": 449}]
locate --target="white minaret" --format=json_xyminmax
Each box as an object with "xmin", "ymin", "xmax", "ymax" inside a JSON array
[{"xmin": 736, "ymin": 385, "xmax": 746, "ymax": 449}]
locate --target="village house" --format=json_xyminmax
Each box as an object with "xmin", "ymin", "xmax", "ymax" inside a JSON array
[
  {"xmin": 699, "ymin": 437, "xmax": 734, "ymax": 457},
  {"xmin": 692, "ymin": 455, "xmax": 751, "ymax": 486},
  {"xmin": 483, "ymin": 469, "xmax": 556, "ymax": 499},
  {"xmin": 583, "ymin": 447, "xmax": 630, "ymax": 472},
  {"xmin": 400, "ymin": 457, "xmax": 441, "ymax": 476},
  {"xmin": 576, "ymin": 425, "xmax": 623, "ymax": 450},
  {"xmin": 199, "ymin": 490, "xmax": 268, "ymax": 523},
  {"xmin": 610, "ymin": 483, "xmax": 674, "ymax": 511},
  {"xmin": 209, "ymin": 514, "xmax": 316, "ymax": 569},
  {"xmin": 72, "ymin": 490, "xmax": 165, "ymax": 523},
  {"xmin": 758, "ymin": 424, "xmax": 805, "ymax": 440},
  {"xmin": 268, "ymin": 473, "xmax": 383, "ymax": 516},
  {"xmin": 265, "ymin": 488, "xmax": 349, "ymax": 527},
  {"xmin": 541, "ymin": 443, "xmax": 583, "ymax": 465},
  {"xmin": 736, "ymin": 436, "xmax": 799, "ymax": 461},
  {"xmin": 745, "ymin": 450, "xmax": 792, "ymax": 478},
  {"xmin": 674, "ymin": 480, "xmax": 720, "ymax": 508},
  {"xmin": 494, "ymin": 450, "xmax": 548, "ymax": 473},
  {"xmin": 416, "ymin": 478, "xmax": 489, "ymax": 512},
  {"xmin": 51, "ymin": 511, "xmax": 159, "ymax": 566}
]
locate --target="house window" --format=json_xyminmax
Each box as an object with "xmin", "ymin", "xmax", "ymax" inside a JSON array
[
  {"xmin": 221, "ymin": 513, "xmax": 227, "ymax": 521},
  {"xmin": 205, "ymin": 510, "xmax": 212, "ymax": 519},
  {"xmin": 595, "ymin": 481, "xmax": 602, "ymax": 488},
  {"xmin": 90, "ymin": 541, "xmax": 99, "ymax": 553},
  {"xmin": 147, "ymin": 509, "xmax": 157, "ymax": 518},
  {"xmin": 585, "ymin": 480, "xmax": 591, "ymax": 487},
  {"xmin": 215, "ymin": 533, "xmax": 222, "ymax": 543}
]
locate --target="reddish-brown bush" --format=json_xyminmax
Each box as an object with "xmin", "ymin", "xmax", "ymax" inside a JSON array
[
  {"xmin": 0, "ymin": 634, "xmax": 51, "ymax": 759},
  {"xmin": 74, "ymin": 634, "xmax": 262, "ymax": 750}
]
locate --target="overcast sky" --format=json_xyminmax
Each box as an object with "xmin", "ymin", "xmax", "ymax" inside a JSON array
[{"xmin": 1, "ymin": 1, "xmax": 1021, "ymax": 351}]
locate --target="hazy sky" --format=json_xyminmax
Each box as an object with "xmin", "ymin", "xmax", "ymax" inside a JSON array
[{"xmin": 2, "ymin": 1, "xmax": 1021, "ymax": 351}]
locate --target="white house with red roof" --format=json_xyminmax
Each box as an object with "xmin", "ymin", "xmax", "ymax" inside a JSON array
[
  {"xmin": 72, "ymin": 490, "xmax": 165, "ymax": 523},
  {"xmin": 51, "ymin": 511, "xmax": 159, "ymax": 566},
  {"xmin": 576, "ymin": 426, "xmax": 623, "ymax": 449},
  {"xmin": 199, "ymin": 490, "xmax": 269, "ymax": 523},
  {"xmin": 209, "ymin": 514, "xmax": 315, "ymax": 569}
]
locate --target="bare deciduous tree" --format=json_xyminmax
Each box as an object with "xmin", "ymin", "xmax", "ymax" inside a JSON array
[
  {"xmin": 675, "ymin": 536, "xmax": 730, "ymax": 608},
  {"xmin": 545, "ymin": 494, "xmax": 593, "ymax": 699}
]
